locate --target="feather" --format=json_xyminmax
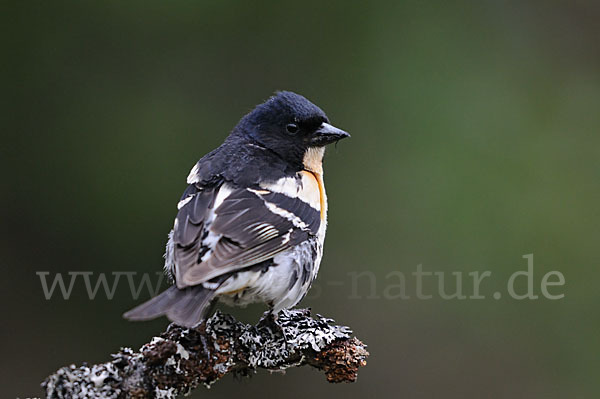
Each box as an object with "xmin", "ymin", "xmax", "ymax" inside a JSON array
[
  {"xmin": 171, "ymin": 182, "xmax": 320, "ymax": 287},
  {"xmin": 123, "ymin": 285, "xmax": 219, "ymax": 327}
]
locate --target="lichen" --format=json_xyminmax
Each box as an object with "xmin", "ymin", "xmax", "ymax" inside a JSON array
[{"xmin": 43, "ymin": 309, "xmax": 368, "ymax": 399}]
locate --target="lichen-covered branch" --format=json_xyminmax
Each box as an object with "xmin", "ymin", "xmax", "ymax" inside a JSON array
[{"xmin": 42, "ymin": 309, "xmax": 369, "ymax": 399}]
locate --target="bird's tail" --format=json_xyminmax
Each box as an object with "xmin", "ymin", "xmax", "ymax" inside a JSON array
[{"xmin": 123, "ymin": 285, "xmax": 218, "ymax": 328}]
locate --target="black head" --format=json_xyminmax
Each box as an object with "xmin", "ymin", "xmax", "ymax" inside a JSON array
[{"xmin": 234, "ymin": 91, "xmax": 349, "ymax": 169}]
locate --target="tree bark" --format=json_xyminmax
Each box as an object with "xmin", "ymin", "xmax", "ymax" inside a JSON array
[{"xmin": 42, "ymin": 309, "xmax": 369, "ymax": 399}]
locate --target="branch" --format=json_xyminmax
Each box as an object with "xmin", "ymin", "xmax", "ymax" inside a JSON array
[{"xmin": 42, "ymin": 309, "xmax": 369, "ymax": 398}]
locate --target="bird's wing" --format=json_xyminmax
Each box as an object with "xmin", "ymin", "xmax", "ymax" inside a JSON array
[{"xmin": 171, "ymin": 180, "xmax": 321, "ymax": 288}]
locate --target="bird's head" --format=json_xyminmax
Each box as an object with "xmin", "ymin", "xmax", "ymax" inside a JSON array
[{"xmin": 235, "ymin": 91, "xmax": 350, "ymax": 172}]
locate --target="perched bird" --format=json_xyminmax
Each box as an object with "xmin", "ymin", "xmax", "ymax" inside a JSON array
[{"xmin": 124, "ymin": 91, "xmax": 349, "ymax": 328}]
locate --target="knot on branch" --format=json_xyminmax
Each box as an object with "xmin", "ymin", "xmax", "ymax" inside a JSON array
[{"xmin": 42, "ymin": 309, "xmax": 369, "ymax": 399}]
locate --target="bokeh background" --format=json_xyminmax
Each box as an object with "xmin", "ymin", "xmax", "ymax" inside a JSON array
[{"xmin": 3, "ymin": 1, "xmax": 599, "ymax": 398}]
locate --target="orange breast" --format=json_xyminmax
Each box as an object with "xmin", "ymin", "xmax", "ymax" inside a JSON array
[{"xmin": 301, "ymin": 170, "xmax": 326, "ymax": 220}]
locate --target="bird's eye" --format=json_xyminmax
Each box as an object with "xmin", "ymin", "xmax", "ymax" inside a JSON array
[{"xmin": 286, "ymin": 123, "xmax": 299, "ymax": 134}]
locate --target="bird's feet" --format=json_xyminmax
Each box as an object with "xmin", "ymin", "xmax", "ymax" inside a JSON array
[{"xmin": 259, "ymin": 310, "xmax": 289, "ymax": 349}]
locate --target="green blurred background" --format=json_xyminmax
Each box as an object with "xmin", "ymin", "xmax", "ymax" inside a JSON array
[{"xmin": 2, "ymin": 1, "xmax": 599, "ymax": 397}]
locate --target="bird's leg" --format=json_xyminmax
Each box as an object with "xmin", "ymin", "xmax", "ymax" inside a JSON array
[
  {"xmin": 204, "ymin": 298, "xmax": 219, "ymax": 321},
  {"xmin": 258, "ymin": 309, "xmax": 289, "ymax": 349},
  {"xmin": 189, "ymin": 319, "xmax": 213, "ymax": 361},
  {"xmin": 189, "ymin": 299, "xmax": 220, "ymax": 361},
  {"xmin": 258, "ymin": 308, "xmax": 275, "ymax": 325},
  {"xmin": 199, "ymin": 329, "xmax": 212, "ymax": 361},
  {"xmin": 267, "ymin": 310, "xmax": 290, "ymax": 350}
]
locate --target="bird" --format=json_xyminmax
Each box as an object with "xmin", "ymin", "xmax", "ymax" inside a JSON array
[{"xmin": 123, "ymin": 91, "xmax": 349, "ymax": 328}]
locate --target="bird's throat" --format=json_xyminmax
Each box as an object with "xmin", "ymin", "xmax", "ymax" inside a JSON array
[{"xmin": 302, "ymin": 147, "xmax": 325, "ymax": 175}]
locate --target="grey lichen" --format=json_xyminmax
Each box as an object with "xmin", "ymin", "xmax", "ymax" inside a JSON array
[
  {"xmin": 236, "ymin": 309, "xmax": 353, "ymax": 368},
  {"xmin": 43, "ymin": 309, "xmax": 369, "ymax": 399}
]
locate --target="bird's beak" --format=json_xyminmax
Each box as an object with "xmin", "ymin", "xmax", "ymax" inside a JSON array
[{"xmin": 311, "ymin": 122, "xmax": 351, "ymax": 146}]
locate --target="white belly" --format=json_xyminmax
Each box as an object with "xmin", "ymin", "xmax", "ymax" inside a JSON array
[{"xmin": 216, "ymin": 237, "xmax": 323, "ymax": 311}]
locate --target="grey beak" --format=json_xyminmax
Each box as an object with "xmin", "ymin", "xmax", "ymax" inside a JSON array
[{"xmin": 312, "ymin": 122, "xmax": 351, "ymax": 146}]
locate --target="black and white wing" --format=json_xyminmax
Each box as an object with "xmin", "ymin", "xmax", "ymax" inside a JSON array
[{"xmin": 170, "ymin": 179, "xmax": 322, "ymax": 288}]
